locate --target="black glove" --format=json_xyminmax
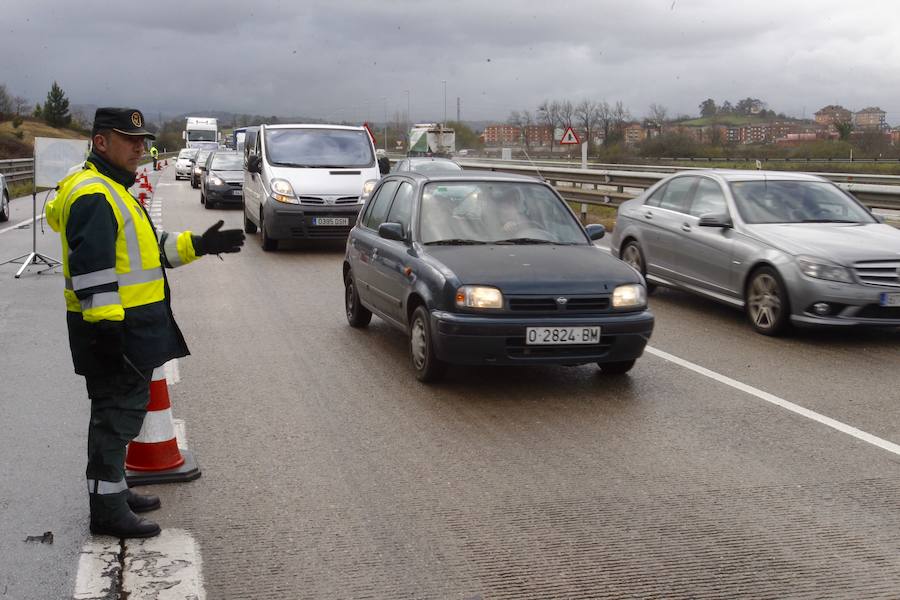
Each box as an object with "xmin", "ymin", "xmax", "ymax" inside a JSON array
[
  {"xmin": 193, "ymin": 220, "xmax": 245, "ymax": 256},
  {"xmin": 89, "ymin": 320, "xmax": 125, "ymax": 373}
]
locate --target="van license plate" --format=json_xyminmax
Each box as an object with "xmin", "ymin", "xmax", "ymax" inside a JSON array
[
  {"xmin": 526, "ymin": 326, "xmax": 601, "ymax": 345},
  {"xmin": 313, "ymin": 217, "xmax": 349, "ymax": 226},
  {"xmin": 881, "ymin": 293, "xmax": 900, "ymax": 307}
]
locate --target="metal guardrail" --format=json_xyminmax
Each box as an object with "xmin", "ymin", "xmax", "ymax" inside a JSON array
[
  {"xmin": 457, "ymin": 160, "xmax": 900, "ymax": 212},
  {"xmin": 0, "ymin": 152, "xmax": 180, "ymax": 186}
]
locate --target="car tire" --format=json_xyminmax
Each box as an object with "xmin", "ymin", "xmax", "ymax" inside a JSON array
[
  {"xmin": 621, "ymin": 240, "xmax": 656, "ymax": 294},
  {"xmin": 243, "ymin": 201, "xmax": 257, "ymax": 234},
  {"xmin": 745, "ymin": 266, "xmax": 791, "ymax": 336},
  {"xmin": 409, "ymin": 305, "xmax": 446, "ymax": 383},
  {"xmin": 344, "ymin": 272, "xmax": 372, "ymax": 328},
  {"xmin": 597, "ymin": 359, "xmax": 636, "ymax": 375},
  {"xmin": 200, "ymin": 191, "xmax": 206, "ymax": 205},
  {"xmin": 260, "ymin": 212, "xmax": 277, "ymax": 252},
  {"xmin": 0, "ymin": 192, "xmax": 9, "ymax": 222}
]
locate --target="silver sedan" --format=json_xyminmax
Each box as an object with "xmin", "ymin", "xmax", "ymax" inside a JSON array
[{"xmin": 610, "ymin": 170, "xmax": 900, "ymax": 335}]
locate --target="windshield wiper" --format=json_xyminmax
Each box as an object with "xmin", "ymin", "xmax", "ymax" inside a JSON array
[
  {"xmin": 423, "ymin": 239, "xmax": 487, "ymax": 245},
  {"xmin": 492, "ymin": 237, "xmax": 556, "ymax": 244}
]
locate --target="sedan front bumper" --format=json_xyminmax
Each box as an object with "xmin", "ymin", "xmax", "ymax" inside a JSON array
[
  {"xmin": 787, "ymin": 273, "xmax": 900, "ymax": 328},
  {"xmin": 430, "ymin": 309, "xmax": 654, "ymax": 366}
]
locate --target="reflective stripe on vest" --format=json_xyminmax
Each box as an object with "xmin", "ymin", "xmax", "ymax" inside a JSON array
[
  {"xmin": 65, "ymin": 266, "xmax": 164, "ymax": 290},
  {"xmin": 79, "ymin": 290, "xmax": 122, "ymax": 312},
  {"xmin": 70, "ymin": 267, "xmax": 118, "ymax": 291}
]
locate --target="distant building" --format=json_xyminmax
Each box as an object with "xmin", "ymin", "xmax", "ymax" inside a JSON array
[
  {"xmin": 483, "ymin": 124, "xmax": 521, "ymax": 146},
  {"xmin": 892, "ymin": 127, "xmax": 900, "ymax": 146},
  {"xmin": 815, "ymin": 105, "xmax": 852, "ymax": 127},
  {"xmin": 623, "ymin": 122, "xmax": 647, "ymax": 146},
  {"xmin": 853, "ymin": 107, "xmax": 887, "ymax": 131},
  {"xmin": 524, "ymin": 125, "xmax": 553, "ymax": 147}
]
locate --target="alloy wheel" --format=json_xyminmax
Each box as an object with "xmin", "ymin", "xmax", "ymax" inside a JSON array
[
  {"xmin": 410, "ymin": 317, "xmax": 428, "ymax": 370},
  {"xmin": 748, "ymin": 273, "xmax": 782, "ymax": 330}
]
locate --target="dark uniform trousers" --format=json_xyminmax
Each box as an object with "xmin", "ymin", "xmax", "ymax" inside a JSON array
[{"xmin": 85, "ymin": 368, "xmax": 152, "ymax": 521}]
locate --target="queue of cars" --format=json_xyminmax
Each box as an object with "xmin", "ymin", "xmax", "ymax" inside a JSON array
[{"xmin": 169, "ymin": 125, "xmax": 898, "ymax": 381}]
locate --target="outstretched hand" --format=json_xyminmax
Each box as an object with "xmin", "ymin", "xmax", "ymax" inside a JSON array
[{"xmin": 197, "ymin": 220, "xmax": 245, "ymax": 255}]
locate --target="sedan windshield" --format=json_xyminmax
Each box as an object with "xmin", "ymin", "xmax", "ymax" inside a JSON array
[
  {"xmin": 265, "ymin": 128, "xmax": 374, "ymax": 168},
  {"xmin": 730, "ymin": 180, "xmax": 876, "ymax": 224},
  {"xmin": 210, "ymin": 154, "xmax": 242, "ymax": 170},
  {"xmin": 419, "ymin": 182, "xmax": 587, "ymax": 245}
]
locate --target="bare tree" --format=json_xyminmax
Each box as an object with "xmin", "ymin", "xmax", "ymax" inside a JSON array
[
  {"xmin": 13, "ymin": 96, "xmax": 29, "ymax": 116},
  {"xmin": 648, "ymin": 103, "xmax": 668, "ymax": 124},
  {"xmin": 558, "ymin": 99, "xmax": 575, "ymax": 129},
  {"xmin": 609, "ymin": 101, "xmax": 631, "ymax": 143},
  {"xmin": 537, "ymin": 100, "xmax": 562, "ymax": 150},
  {"xmin": 0, "ymin": 84, "xmax": 11, "ymax": 118},
  {"xmin": 575, "ymin": 99, "xmax": 601, "ymax": 150},
  {"xmin": 595, "ymin": 101, "xmax": 612, "ymax": 146}
]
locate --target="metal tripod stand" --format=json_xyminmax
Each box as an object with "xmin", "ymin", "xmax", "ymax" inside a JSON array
[{"xmin": 1, "ymin": 189, "xmax": 61, "ymax": 278}]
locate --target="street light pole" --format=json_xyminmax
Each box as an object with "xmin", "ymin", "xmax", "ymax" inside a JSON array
[
  {"xmin": 442, "ymin": 80, "xmax": 447, "ymax": 125},
  {"xmin": 382, "ymin": 96, "xmax": 388, "ymax": 152}
]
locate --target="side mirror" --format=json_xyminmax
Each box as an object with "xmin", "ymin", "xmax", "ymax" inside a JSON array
[
  {"xmin": 378, "ymin": 222, "xmax": 406, "ymax": 242},
  {"xmin": 873, "ymin": 214, "xmax": 886, "ymax": 224},
  {"xmin": 585, "ymin": 223, "xmax": 606, "ymax": 240},
  {"xmin": 247, "ymin": 155, "xmax": 262, "ymax": 174},
  {"xmin": 378, "ymin": 156, "xmax": 391, "ymax": 176},
  {"xmin": 698, "ymin": 213, "xmax": 733, "ymax": 228}
]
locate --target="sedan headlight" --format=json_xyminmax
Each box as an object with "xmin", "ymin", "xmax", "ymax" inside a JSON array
[
  {"xmin": 360, "ymin": 179, "xmax": 378, "ymax": 203},
  {"xmin": 209, "ymin": 176, "xmax": 224, "ymax": 186},
  {"xmin": 612, "ymin": 284, "xmax": 647, "ymax": 309},
  {"xmin": 797, "ymin": 256, "xmax": 853, "ymax": 283},
  {"xmin": 270, "ymin": 178, "xmax": 298, "ymax": 204},
  {"xmin": 455, "ymin": 285, "xmax": 503, "ymax": 310}
]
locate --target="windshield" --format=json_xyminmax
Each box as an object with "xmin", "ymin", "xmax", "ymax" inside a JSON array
[
  {"xmin": 210, "ymin": 154, "xmax": 242, "ymax": 170},
  {"xmin": 264, "ymin": 128, "xmax": 374, "ymax": 168},
  {"xmin": 187, "ymin": 130, "xmax": 217, "ymax": 142},
  {"xmin": 419, "ymin": 182, "xmax": 587, "ymax": 245},
  {"xmin": 729, "ymin": 180, "xmax": 876, "ymax": 224},
  {"xmin": 177, "ymin": 149, "xmax": 196, "ymax": 159},
  {"xmin": 196, "ymin": 151, "xmax": 212, "ymax": 164},
  {"xmin": 411, "ymin": 160, "xmax": 463, "ymax": 174}
]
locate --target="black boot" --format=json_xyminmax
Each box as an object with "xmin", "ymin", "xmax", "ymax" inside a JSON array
[
  {"xmin": 127, "ymin": 489, "xmax": 161, "ymax": 513},
  {"xmin": 90, "ymin": 510, "xmax": 161, "ymax": 538}
]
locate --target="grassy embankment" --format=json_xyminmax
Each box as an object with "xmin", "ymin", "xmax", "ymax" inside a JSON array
[{"xmin": 0, "ymin": 119, "xmax": 89, "ymax": 196}]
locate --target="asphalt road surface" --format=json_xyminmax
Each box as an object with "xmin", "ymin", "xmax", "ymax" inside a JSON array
[{"xmin": 1, "ymin": 166, "xmax": 899, "ymax": 599}]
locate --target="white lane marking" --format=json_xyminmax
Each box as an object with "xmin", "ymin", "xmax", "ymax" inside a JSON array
[
  {"xmin": 0, "ymin": 214, "xmax": 45, "ymax": 235},
  {"xmin": 122, "ymin": 529, "xmax": 207, "ymax": 600},
  {"xmin": 646, "ymin": 346, "xmax": 900, "ymax": 457},
  {"xmin": 73, "ymin": 539, "xmax": 121, "ymax": 599},
  {"xmin": 164, "ymin": 358, "xmax": 180, "ymax": 385}
]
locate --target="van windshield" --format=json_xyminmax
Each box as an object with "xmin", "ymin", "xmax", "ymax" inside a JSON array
[
  {"xmin": 187, "ymin": 130, "xmax": 217, "ymax": 142},
  {"xmin": 264, "ymin": 128, "xmax": 374, "ymax": 168}
]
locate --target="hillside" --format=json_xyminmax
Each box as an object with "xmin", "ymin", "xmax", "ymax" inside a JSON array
[
  {"xmin": 0, "ymin": 119, "xmax": 88, "ymax": 159},
  {"xmin": 678, "ymin": 114, "xmax": 788, "ymax": 127}
]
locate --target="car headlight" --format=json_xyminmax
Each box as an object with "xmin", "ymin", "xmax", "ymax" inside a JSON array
[
  {"xmin": 209, "ymin": 176, "xmax": 224, "ymax": 186},
  {"xmin": 797, "ymin": 256, "xmax": 853, "ymax": 283},
  {"xmin": 270, "ymin": 178, "xmax": 298, "ymax": 204},
  {"xmin": 612, "ymin": 284, "xmax": 647, "ymax": 309},
  {"xmin": 455, "ymin": 285, "xmax": 503, "ymax": 310},
  {"xmin": 360, "ymin": 179, "xmax": 378, "ymax": 203}
]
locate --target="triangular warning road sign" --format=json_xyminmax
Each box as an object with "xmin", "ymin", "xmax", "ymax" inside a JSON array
[{"xmin": 560, "ymin": 126, "xmax": 580, "ymax": 145}]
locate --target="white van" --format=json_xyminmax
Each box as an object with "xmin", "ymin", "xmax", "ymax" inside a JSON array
[{"xmin": 242, "ymin": 124, "xmax": 387, "ymax": 251}]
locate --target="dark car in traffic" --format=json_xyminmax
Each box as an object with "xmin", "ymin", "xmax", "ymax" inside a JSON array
[
  {"xmin": 190, "ymin": 149, "xmax": 213, "ymax": 189},
  {"xmin": 343, "ymin": 172, "xmax": 654, "ymax": 382},
  {"xmin": 200, "ymin": 151, "xmax": 244, "ymax": 209}
]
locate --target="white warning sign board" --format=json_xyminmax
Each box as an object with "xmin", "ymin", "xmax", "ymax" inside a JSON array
[
  {"xmin": 559, "ymin": 127, "xmax": 581, "ymax": 145},
  {"xmin": 34, "ymin": 137, "xmax": 90, "ymax": 188}
]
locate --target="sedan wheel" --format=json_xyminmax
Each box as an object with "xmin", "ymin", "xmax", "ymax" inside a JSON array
[
  {"xmin": 0, "ymin": 192, "xmax": 9, "ymax": 222},
  {"xmin": 409, "ymin": 306, "xmax": 446, "ymax": 383},
  {"xmin": 621, "ymin": 241, "xmax": 656, "ymax": 294},
  {"xmin": 746, "ymin": 267, "xmax": 790, "ymax": 336},
  {"xmin": 344, "ymin": 272, "xmax": 372, "ymax": 328}
]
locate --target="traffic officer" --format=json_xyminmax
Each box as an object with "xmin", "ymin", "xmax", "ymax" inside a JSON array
[
  {"xmin": 149, "ymin": 143, "xmax": 159, "ymax": 170},
  {"xmin": 46, "ymin": 107, "xmax": 245, "ymax": 538}
]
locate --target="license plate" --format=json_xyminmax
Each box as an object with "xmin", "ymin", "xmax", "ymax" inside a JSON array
[
  {"xmin": 881, "ymin": 292, "xmax": 900, "ymax": 307},
  {"xmin": 526, "ymin": 326, "xmax": 601, "ymax": 345},
  {"xmin": 312, "ymin": 217, "xmax": 349, "ymax": 226},
  {"xmin": 231, "ymin": 189, "xmax": 242, "ymax": 196}
]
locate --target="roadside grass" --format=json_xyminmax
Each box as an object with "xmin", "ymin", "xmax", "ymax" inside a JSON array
[{"xmin": 567, "ymin": 201, "xmax": 617, "ymax": 232}]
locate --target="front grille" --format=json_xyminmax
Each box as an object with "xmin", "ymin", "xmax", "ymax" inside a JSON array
[
  {"xmin": 298, "ymin": 196, "xmax": 325, "ymax": 205},
  {"xmin": 335, "ymin": 196, "xmax": 361, "ymax": 205},
  {"xmin": 857, "ymin": 305, "xmax": 900, "ymax": 319},
  {"xmin": 289, "ymin": 226, "xmax": 353, "ymax": 239},
  {"xmin": 853, "ymin": 260, "xmax": 900, "ymax": 289},
  {"xmin": 506, "ymin": 335, "xmax": 615, "ymax": 359},
  {"xmin": 508, "ymin": 296, "xmax": 611, "ymax": 313}
]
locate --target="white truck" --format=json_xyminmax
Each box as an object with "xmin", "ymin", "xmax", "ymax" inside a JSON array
[
  {"xmin": 183, "ymin": 117, "xmax": 219, "ymax": 150},
  {"xmin": 408, "ymin": 123, "xmax": 455, "ymax": 156}
]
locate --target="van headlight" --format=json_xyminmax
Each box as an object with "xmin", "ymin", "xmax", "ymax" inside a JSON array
[
  {"xmin": 209, "ymin": 176, "xmax": 224, "ymax": 186},
  {"xmin": 270, "ymin": 178, "xmax": 298, "ymax": 204},
  {"xmin": 797, "ymin": 256, "xmax": 853, "ymax": 283},
  {"xmin": 455, "ymin": 286, "xmax": 503, "ymax": 310},
  {"xmin": 612, "ymin": 284, "xmax": 647, "ymax": 309},
  {"xmin": 360, "ymin": 179, "xmax": 378, "ymax": 202}
]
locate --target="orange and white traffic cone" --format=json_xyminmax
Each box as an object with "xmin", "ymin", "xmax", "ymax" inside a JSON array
[
  {"xmin": 125, "ymin": 366, "xmax": 201, "ymax": 485},
  {"xmin": 138, "ymin": 191, "xmax": 148, "ymax": 206}
]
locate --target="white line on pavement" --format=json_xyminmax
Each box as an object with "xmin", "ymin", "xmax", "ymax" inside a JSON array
[
  {"xmin": 123, "ymin": 529, "xmax": 207, "ymax": 600},
  {"xmin": 0, "ymin": 214, "xmax": 44, "ymax": 235},
  {"xmin": 72, "ymin": 539, "xmax": 120, "ymax": 599},
  {"xmin": 646, "ymin": 345, "xmax": 900, "ymax": 457}
]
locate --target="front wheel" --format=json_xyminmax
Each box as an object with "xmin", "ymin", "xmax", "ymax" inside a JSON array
[
  {"xmin": 745, "ymin": 267, "xmax": 791, "ymax": 336},
  {"xmin": 243, "ymin": 200, "xmax": 257, "ymax": 234},
  {"xmin": 260, "ymin": 212, "xmax": 277, "ymax": 252},
  {"xmin": 0, "ymin": 192, "xmax": 9, "ymax": 222},
  {"xmin": 409, "ymin": 306, "xmax": 446, "ymax": 383},
  {"xmin": 345, "ymin": 272, "xmax": 372, "ymax": 328},
  {"xmin": 621, "ymin": 241, "xmax": 656, "ymax": 294},
  {"xmin": 597, "ymin": 359, "xmax": 636, "ymax": 375}
]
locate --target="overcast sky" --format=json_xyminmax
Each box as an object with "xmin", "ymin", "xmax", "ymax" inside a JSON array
[{"xmin": 3, "ymin": 0, "xmax": 899, "ymax": 125}]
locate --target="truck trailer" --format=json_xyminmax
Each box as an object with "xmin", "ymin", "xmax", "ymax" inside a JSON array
[
  {"xmin": 183, "ymin": 117, "xmax": 219, "ymax": 150},
  {"xmin": 408, "ymin": 123, "xmax": 455, "ymax": 156}
]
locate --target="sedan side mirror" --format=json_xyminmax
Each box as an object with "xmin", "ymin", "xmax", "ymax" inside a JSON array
[
  {"xmin": 698, "ymin": 213, "xmax": 733, "ymax": 228},
  {"xmin": 378, "ymin": 156, "xmax": 391, "ymax": 175},
  {"xmin": 247, "ymin": 155, "xmax": 262, "ymax": 173},
  {"xmin": 585, "ymin": 223, "xmax": 606, "ymax": 240},
  {"xmin": 378, "ymin": 222, "xmax": 406, "ymax": 242}
]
